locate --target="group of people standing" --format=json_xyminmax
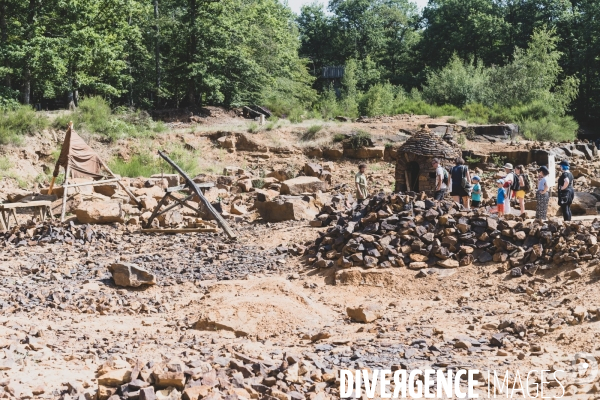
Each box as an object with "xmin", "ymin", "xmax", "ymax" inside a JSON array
[{"xmin": 432, "ymin": 157, "xmax": 575, "ymax": 221}]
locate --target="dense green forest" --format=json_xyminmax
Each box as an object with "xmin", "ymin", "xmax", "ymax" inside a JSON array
[{"xmin": 1, "ymin": 0, "xmax": 599, "ymax": 140}]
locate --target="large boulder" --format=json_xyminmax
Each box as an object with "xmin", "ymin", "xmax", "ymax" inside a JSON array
[
  {"xmin": 322, "ymin": 148, "xmax": 343, "ymax": 160},
  {"xmin": 75, "ymin": 202, "xmax": 125, "ymax": 223},
  {"xmin": 216, "ymin": 135, "xmax": 236, "ymax": 149},
  {"xmin": 108, "ymin": 263, "xmax": 156, "ymax": 287},
  {"xmin": 280, "ymin": 176, "xmax": 328, "ymax": 195},
  {"xmin": 266, "ymin": 169, "xmax": 294, "ymax": 182},
  {"xmin": 343, "ymin": 146, "xmax": 384, "ymax": 159},
  {"xmin": 346, "ymin": 304, "xmax": 383, "ymax": 323},
  {"xmin": 303, "ymin": 163, "xmax": 332, "ymax": 183},
  {"xmin": 150, "ymin": 173, "xmax": 180, "ymax": 187},
  {"xmin": 254, "ymin": 196, "xmax": 317, "ymax": 222},
  {"xmin": 93, "ymin": 182, "xmax": 120, "ymax": 197},
  {"xmin": 525, "ymin": 197, "xmax": 560, "ymax": 217},
  {"xmin": 2, "ymin": 188, "xmax": 31, "ymax": 203},
  {"xmin": 571, "ymin": 192, "xmax": 598, "ymax": 215}
]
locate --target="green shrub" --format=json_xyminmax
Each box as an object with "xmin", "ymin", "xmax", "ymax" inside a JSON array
[
  {"xmin": 359, "ymin": 83, "xmax": 395, "ymax": 116},
  {"xmin": 318, "ymin": 86, "xmax": 339, "ymax": 119},
  {"xmin": 521, "ymin": 115, "xmax": 578, "ymax": 142},
  {"xmin": 0, "ymin": 105, "xmax": 48, "ymax": 145},
  {"xmin": 349, "ymin": 130, "xmax": 372, "ymax": 149},
  {"xmin": 305, "ymin": 124, "xmax": 322, "ymax": 137},
  {"xmin": 489, "ymin": 154, "xmax": 506, "ymax": 167},
  {"xmin": 247, "ymin": 122, "xmax": 259, "ymax": 133},
  {"xmin": 53, "ymin": 97, "xmax": 164, "ymax": 141},
  {"xmin": 0, "ymin": 87, "xmax": 20, "ymax": 111},
  {"xmin": 465, "ymin": 155, "xmax": 481, "ymax": 164},
  {"xmin": 167, "ymin": 145, "xmax": 201, "ymax": 176},
  {"xmin": 108, "ymin": 152, "xmax": 159, "ymax": 178},
  {"xmin": 422, "ymin": 54, "xmax": 489, "ymax": 107},
  {"xmin": 288, "ymin": 107, "xmax": 305, "ymax": 123},
  {"xmin": 333, "ymin": 133, "xmax": 346, "ymax": 142},
  {"xmin": 447, "ymin": 117, "xmax": 458, "ymax": 124},
  {"xmin": 392, "ymin": 99, "xmax": 432, "ymax": 116}
]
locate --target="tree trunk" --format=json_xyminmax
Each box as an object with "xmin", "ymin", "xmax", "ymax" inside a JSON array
[
  {"xmin": 23, "ymin": 0, "xmax": 37, "ymax": 105},
  {"xmin": 186, "ymin": 0, "xmax": 197, "ymax": 106},
  {"xmin": 154, "ymin": 0, "xmax": 160, "ymax": 107},
  {"xmin": 0, "ymin": 0, "xmax": 9, "ymax": 88}
]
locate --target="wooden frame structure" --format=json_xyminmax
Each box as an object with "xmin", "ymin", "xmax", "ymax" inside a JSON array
[
  {"xmin": 143, "ymin": 182, "xmax": 214, "ymax": 229},
  {"xmin": 0, "ymin": 201, "xmax": 53, "ymax": 230},
  {"xmin": 145, "ymin": 150, "xmax": 237, "ymax": 239},
  {"xmin": 48, "ymin": 122, "xmax": 141, "ymax": 221}
]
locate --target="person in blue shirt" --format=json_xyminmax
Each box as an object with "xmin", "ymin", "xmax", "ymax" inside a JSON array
[
  {"xmin": 496, "ymin": 179, "xmax": 505, "ymax": 216},
  {"xmin": 471, "ymin": 176, "xmax": 482, "ymax": 208}
]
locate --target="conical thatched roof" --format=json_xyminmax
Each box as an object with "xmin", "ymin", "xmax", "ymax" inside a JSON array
[{"xmin": 397, "ymin": 129, "xmax": 461, "ymax": 159}]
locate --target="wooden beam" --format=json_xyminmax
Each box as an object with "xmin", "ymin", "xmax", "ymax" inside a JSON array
[
  {"xmin": 62, "ymin": 177, "xmax": 121, "ymax": 189},
  {"xmin": 60, "ymin": 164, "xmax": 71, "ymax": 222}
]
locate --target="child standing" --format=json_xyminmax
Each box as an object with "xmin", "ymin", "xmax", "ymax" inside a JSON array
[
  {"xmin": 355, "ymin": 164, "xmax": 368, "ymax": 200},
  {"xmin": 496, "ymin": 179, "xmax": 506, "ymax": 216},
  {"xmin": 471, "ymin": 176, "xmax": 482, "ymax": 208}
]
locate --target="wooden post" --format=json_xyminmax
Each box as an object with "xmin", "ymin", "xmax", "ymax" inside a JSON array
[
  {"xmin": 60, "ymin": 164, "xmax": 71, "ymax": 222},
  {"xmin": 405, "ymin": 170, "xmax": 411, "ymax": 192},
  {"xmin": 0, "ymin": 210, "xmax": 6, "ymax": 231},
  {"xmin": 48, "ymin": 176, "xmax": 56, "ymax": 195}
]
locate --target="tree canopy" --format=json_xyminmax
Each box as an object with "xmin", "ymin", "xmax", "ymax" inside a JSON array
[{"xmin": 1, "ymin": 0, "xmax": 600, "ymax": 131}]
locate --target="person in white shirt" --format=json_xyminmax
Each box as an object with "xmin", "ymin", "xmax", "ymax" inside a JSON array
[
  {"xmin": 431, "ymin": 158, "xmax": 447, "ymax": 200},
  {"xmin": 502, "ymin": 163, "xmax": 515, "ymax": 214}
]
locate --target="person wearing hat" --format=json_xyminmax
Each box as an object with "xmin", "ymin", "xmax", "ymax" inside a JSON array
[
  {"xmin": 496, "ymin": 179, "xmax": 506, "ymax": 216},
  {"xmin": 536, "ymin": 166, "xmax": 550, "ymax": 220},
  {"xmin": 502, "ymin": 163, "xmax": 516, "ymax": 214},
  {"xmin": 471, "ymin": 175, "xmax": 482, "ymax": 208},
  {"xmin": 557, "ymin": 160, "xmax": 574, "ymax": 221}
]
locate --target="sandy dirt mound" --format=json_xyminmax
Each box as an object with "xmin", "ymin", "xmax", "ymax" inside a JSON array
[{"xmin": 193, "ymin": 277, "xmax": 335, "ymax": 338}]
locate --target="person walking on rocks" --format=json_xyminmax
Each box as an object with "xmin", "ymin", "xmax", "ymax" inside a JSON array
[
  {"xmin": 432, "ymin": 158, "xmax": 447, "ymax": 201},
  {"xmin": 450, "ymin": 157, "xmax": 471, "ymax": 209},
  {"xmin": 536, "ymin": 166, "xmax": 550, "ymax": 220},
  {"xmin": 503, "ymin": 163, "xmax": 516, "ymax": 214},
  {"xmin": 355, "ymin": 164, "xmax": 369, "ymax": 200},
  {"xmin": 557, "ymin": 160, "xmax": 574, "ymax": 221},
  {"xmin": 514, "ymin": 165, "xmax": 527, "ymax": 214}
]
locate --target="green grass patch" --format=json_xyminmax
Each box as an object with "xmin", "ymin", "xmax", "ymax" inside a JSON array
[
  {"xmin": 109, "ymin": 144, "xmax": 201, "ymax": 178},
  {"xmin": 0, "ymin": 105, "xmax": 49, "ymax": 145},
  {"xmin": 247, "ymin": 122, "xmax": 259, "ymax": 133},
  {"xmin": 333, "ymin": 134, "xmax": 346, "ymax": 142},
  {"xmin": 53, "ymin": 97, "xmax": 166, "ymax": 142},
  {"xmin": 301, "ymin": 124, "xmax": 323, "ymax": 141}
]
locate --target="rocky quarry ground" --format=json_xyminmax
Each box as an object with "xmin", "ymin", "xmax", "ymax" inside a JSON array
[{"xmin": 1, "ymin": 111, "xmax": 600, "ymax": 399}]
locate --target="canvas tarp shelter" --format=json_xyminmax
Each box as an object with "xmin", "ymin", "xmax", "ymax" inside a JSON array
[
  {"xmin": 53, "ymin": 124, "xmax": 104, "ymax": 179},
  {"xmin": 49, "ymin": 122, "xmax": 141, "ymax": 220}
]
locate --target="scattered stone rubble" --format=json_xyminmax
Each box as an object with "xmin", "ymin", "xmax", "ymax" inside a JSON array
[
  {"xmin": 309, "ymin": 192, "xmax": 600, "ymax": 271},
  {"xmin": 91, "ymin": 350, "xmax": 339, "ymax": 400},
  {"xmin": 0, "ymin": 221, "xmax": 299, "ymax": 316}
]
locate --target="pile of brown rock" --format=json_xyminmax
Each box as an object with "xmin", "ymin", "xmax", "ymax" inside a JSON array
[
  {"xmin": 93, "ymin": 351, "xmax": 337, "ymax": 400},
  {"xmin": 1, "ymin": 220, "xmax": 101, "ymax": 246},
  {"xmin": 308, "ymin": 192, "xmax": 600, "ymax": 272}
]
